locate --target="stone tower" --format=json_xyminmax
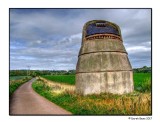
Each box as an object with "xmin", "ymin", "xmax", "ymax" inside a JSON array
[{"xmin": 76, "ymin": 20, "xmax": 134, "ymax": 95}]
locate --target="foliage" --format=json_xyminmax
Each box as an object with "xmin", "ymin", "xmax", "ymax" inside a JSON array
[
  {"xmin": 32, "ymin": 79, "xmax": 151, "ymax": 115},
  {"xmin": 10, "ymin": 70, "xmax": 76, "ymax": 76},
  {"xmin": 133, "ymin": 66, "xmax": 151, "ymax": 73},
  {"xmin": 10, "ymin": 66, "xmax": 151, "ymax": 76}
]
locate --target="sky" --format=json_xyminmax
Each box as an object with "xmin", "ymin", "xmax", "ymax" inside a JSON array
[{"xmin": 10, "ymin": 9, "xmax": 151, "ymax": 70}]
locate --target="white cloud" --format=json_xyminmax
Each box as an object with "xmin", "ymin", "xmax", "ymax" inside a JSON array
[
  {"xmin": 10, "ymin": 9, "xmax": 151, "ymax": 70},
  {"xmin": 126, "ymin": 46, "xmax": 151, "ymax": 53}
]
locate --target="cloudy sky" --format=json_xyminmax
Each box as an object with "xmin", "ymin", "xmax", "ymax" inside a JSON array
[{"xmin": 10, "ymin": 9, "xmax": 151, "ymax": 70}]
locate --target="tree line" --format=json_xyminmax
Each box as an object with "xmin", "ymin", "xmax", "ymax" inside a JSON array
[
  {"xmin": 133, "ymin": 66, "xmax": 151, "ymax": 73},
  {"xmin": 10, "ymin": 66, "xmax": 151, "ymax": 76},
  {"xmin": 9, "ymin": 70, "xmax": 76, "ymax": 76}
]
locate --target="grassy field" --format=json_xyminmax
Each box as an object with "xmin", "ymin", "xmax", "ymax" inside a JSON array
[
  {"xmin": 10, "ymin": 76, "xmax": 31, "ymax": 81},
  {"xmin": 9, "ymin": 76, "xmax": 32, "ymax": 96},
  {"xmin": 133, "ymin": 73, "xmax": 151, "ymax": 92},
  {"xmin": 42, "ymin": 75, "xmax": 75, "ymax": 85},
  {"xmin": 33, "ymin": 73, "xmax": 151, "ymax": 115},
  {"xmin": 42, "ymin": 73, "xmax": 151, "ymax": 92}
]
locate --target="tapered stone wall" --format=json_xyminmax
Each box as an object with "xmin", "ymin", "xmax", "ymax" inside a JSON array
[{"xmin": 76, "ymin": 20, "xmax": 134, "ymax": 95}]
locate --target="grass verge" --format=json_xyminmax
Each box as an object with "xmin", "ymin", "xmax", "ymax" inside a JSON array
[
  {"xmin": 32, "ymin": 78, "xmax": 151, "ymax": 115},
  {"xmin": 9, "ymin": 76, "xmax": 32, "ymax": 96}
]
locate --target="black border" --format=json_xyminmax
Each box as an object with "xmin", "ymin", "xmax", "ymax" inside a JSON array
[{"xmin": 9, "ymin": 8, "xmax": 152, "ymax": 116}]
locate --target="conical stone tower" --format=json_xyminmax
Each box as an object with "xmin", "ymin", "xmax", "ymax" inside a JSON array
[{"xmin": 76, "ymin": 20, "xmax": 134, "ymax": 95}]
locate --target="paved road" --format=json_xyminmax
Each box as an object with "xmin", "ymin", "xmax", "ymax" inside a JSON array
[{"xmin": 10, "ymin": 78, "xmax": 72, "ymax": 115}]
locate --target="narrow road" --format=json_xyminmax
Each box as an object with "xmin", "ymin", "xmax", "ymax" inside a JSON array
[{"xmin": 10, "ymin": 78, "xmax": 72, "ymax": 115}]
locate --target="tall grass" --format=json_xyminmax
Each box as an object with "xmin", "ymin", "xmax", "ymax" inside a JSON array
[{"xmin": 32, "ymin": 79, "xmax": 151, "ymax": 115}]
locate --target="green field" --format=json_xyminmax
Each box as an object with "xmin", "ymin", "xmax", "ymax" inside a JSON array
[
  {"xmin": 133, "ymin": 73, "xmax": 151, "ymax": 92},
  {"xmin": 10, "ymin": 76, "xmax": 31, "ymax": 81},
  {"xmin": 42, "ymin": 73, "xmax": 151, "ymax": 92},
  {"xmin": 42, "ymin": 75, "xmax": 75, "ymax": 85}
]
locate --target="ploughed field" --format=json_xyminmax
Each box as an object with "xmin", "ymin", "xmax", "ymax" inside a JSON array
[{"xmin": 32, "ymin": 73, "xmax": 151, "ymax": 115}]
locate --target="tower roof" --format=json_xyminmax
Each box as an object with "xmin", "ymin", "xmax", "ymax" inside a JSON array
[{"xmin": 82, "ymin": 20, "xmax": 122, "ymax": 38}]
